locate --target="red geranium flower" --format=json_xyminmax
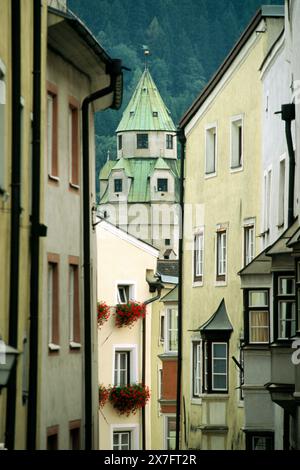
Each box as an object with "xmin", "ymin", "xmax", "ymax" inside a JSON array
[
  {"xmin": 115, "ymin": 301, "xmax": 146, "ymax": 328},
  {"xmin": 97, "ymin": 301, "xmax": 110, "ymax": 327},
  {"xmin": 109, "ymin": 383, "xmax": 150, "ymax": 416}
]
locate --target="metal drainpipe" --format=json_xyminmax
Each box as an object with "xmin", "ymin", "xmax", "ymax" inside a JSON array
[
  {"xmin": 81, "ymin": 60, "xmax": 122, "ymax": 450},
  {"xmin": 5, "ymin": 0, "xmax": 21, "ymax": 450},
  {"xmin": 142, "ymin": 286, "xmax": 163, "ymax": 450},
  {"xmin": 176, "ymin": 127, "xmax": 186, "ymax": 451},
  {"xmin": 27, "ymin": 0, "xmax": 43, "ymax": 451},
  {"xmin": 276, "ymin": 103, "xmax": 296, "ymax": 227}
]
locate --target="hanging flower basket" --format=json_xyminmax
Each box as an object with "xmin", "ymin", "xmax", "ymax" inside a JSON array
[
  {"xmin": 99, "ymin": 384, "xmax": 109, "ymax": 408},
  {"xmin": 109, "ymin": 383, "xmax": 150, "ymax": 416},
  {"xmin": 115, "ymin": 301, "xmax": 147, "ymax": 328},
  {"xmin": 97, "ymin": 301, "xmax": 110, "ymax": 327}
]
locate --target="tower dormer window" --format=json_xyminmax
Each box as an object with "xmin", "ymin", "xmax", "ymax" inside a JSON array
[
  {"xmin": 114, "ymin": 179, "xmax": 123, "ymax": 193},
  {"xmin": 157, "ymin": 178, "xmax": 168, "ymax": 192},
  {"xmin": 137, "ymin": 133, "xmax": 148, "ymax": 149},
  {"xmin": 166, "ymin": 134, "xmax": 173, "ymax": 149},
  {"xmin": 118, "ymin": 135, "xmax": 122, "ymax": 150}
]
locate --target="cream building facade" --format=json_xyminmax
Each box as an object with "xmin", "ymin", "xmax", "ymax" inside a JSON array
[
  {"xmin": 179, "ymin": 6, "xmax": 284, "ymax": 450},
  {"xmin": 96, "ymin": 220, "xmax": 158, "ymax": 450}
]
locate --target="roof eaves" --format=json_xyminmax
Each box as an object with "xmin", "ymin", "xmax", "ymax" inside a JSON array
[{"xmin": 48, "ymin": 6, "xmax": 112, "ymax": 67}]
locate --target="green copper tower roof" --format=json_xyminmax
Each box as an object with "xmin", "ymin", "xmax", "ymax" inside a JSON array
[{"xmin": 116, "ymin": 68, "xmax": 176, "ymax": 133}]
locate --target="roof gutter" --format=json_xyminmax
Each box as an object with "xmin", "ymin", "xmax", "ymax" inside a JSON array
[
  {"xmin": 275, "ymin": 104, "xmax": 296, "ymax": 227},
  {"xmin": 81, "ymin": 59, "xmax": 123, "ymax": 450},
  {"xmin": 27, "ymin": 0, "xmax": 45, "ymax": 451},
  {"xmin": 5, "ymin": 0, "xmax": 21, "ymax": 450},
  {"xmin": 176, "ymin": 127, "xmax": 186, "ymax": 450},
  {"xmin": 142, "ymin": 283, "xmax": 164, "ymax": 450}
]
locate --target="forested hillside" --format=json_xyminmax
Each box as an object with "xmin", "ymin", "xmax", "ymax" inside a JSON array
[{"xmin": 68, "ymin": 0, "xmax": 283, "ymax": 188}]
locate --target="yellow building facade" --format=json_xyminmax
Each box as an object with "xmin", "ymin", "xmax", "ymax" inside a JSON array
[{"xmin": 179, "ymin": 7, "xmax": 284, "ymax": 450}]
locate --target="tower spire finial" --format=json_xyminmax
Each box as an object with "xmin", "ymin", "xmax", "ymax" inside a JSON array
[{"xmin": 142, "ymin": 45, "xmax": 150, "ymax": 70}]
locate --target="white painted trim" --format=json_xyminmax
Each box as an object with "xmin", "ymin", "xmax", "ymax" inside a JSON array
[
  {"xmin": 110, "ymin": 423, "xmax": 139, "ymax": 450},
  {"xmin": 112, "ymin": 344, "xmax": 138, "ymax": 385},
  {"xmin": 48, "ymin": 343, "xmax": 60, "ymax": 351},
  {"xmin": 98, "ymin": 220, "xmax": 159, "ymax": 258},
  {"xmin": 185, "ymin": 22, "xmax": 263, "ymax": 136}
]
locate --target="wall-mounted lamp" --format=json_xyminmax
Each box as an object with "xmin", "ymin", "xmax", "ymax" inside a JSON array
[{"xmin": 0, "ymin": 338, "xmax": 19, "ymax": 393}]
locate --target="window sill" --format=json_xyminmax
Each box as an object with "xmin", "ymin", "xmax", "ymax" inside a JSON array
[
  {"xmin": 204, "ymin": 172, "xmax": 217, "ymax": 180},
  {"xmin": 48, "ymin": 343, "xmax": 60, "ymax": 352},
  {"xmin": 69, "ymin": 182, "xmax": 80, "ymax": 191},
  {"xmin": 191, "ymin": 397, "xmax": 202, "ymax": 405},
  {"xmin": 48, "ymin": 174, "xmax": 60, "ymax": 183},
  {"xmin": 69, "ymin": 342, "xmax": 81, "ymax": 350},
  {"xmin": 200, "ymin": 393, "xmax": 229, "ymax": 400},
  {"xmin": 214, "ymin": 280, "xmax": 227, "ymax": 287},
  {"xmin": 230, "ymin": 165, "xmax": 243, "ymax": 174},
  {"xmin": 192, "ymin": 280, "xmax": 203, "ymax": 288}
]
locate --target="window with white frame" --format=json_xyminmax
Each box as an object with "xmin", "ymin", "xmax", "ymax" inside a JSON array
[
  {"xmin": 205, "ymin": 126, "xmax": 217, "ymax": 175},
  {"xmin": 216, "ymin": 230, "xmax": 227, "ymax": 281},
  {"xmin": 212, "ymin": 343, "xmax": 228, "ymax": 391},
  {"xmin": 113, "ymin": 431, "xmax": 131, "ymax": 450},
  {"xmin": 278, "ymin": 159, "xmax": 286, "ymax": 227},
  {"xmin": 194, "ymin": 232, "xmax": 204, "ymax": 282},
  {"xmin": 244, "ymin": 224, "xmax": 255, "ymax": 266},
  {"xmin": 231, "ymin": 117, "xmax": 243, "ymax": 169},
  {"xmin": 247, "ymin": 290, "xmax": 270, "ymax": 344},
  {"xmin": 114, "ymin": 351, "xmax": 130, "ymax": 386},
  {"xmin": 0, "ymin": 67, "xmax": 6, "ymax": 191},
  {"xmin": 117, "ymin": 284, "xmax": 133, "ymax": 304},
  {"xmin": 165, "ymin": 416, "xmax": 176, "ymax": 450},
  {"xmin": 276, "ymin": 275, "xmax": 296, "ymax": 340},
  {"xmin": 165, "ymin": 308, "xmax": 178, "ymax": 353},
  {"xmin": 192, "ymin": 341, "xmax": 201, "ymax": 397}
]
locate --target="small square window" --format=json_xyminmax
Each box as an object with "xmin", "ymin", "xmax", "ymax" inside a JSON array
[
  {"xmin": 153, "ymin": 111, "xmax": 158, "ymax": 117},
  {"xmin": 165, "ymin": 239, "xmax": 171, "ymax": 246},
  {"xmin": 113, "ymin": 431, "xmax": 131, "ymax": 450},
  {"xmin": 114, "ymin": 179, "xmax": 123, "ymax": 193},
  {"xmin": 117, "ymin": 284, "xmax": 133, "ymax": 304},
  {"xmin": 137, "ymin": 133, "xmax": 148, "ymax": 149},
  {"xmin": 157, "ymin": 178, "xmax": 168, "ymax": 192}
]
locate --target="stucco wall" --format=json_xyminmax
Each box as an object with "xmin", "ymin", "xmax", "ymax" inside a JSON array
[{"xmin": 97, "ymin": 222, "xmax": 158, "ymax": 450}]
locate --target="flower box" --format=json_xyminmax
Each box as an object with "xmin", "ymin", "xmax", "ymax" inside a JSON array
[
  {"xmin": 109, "ymin": 383, "xmax": 150, "ymax": 416},
  {"xmin": 97, "ymin": 301, "xmax": 110, "ymax": 327},
  {"xmin": 115, "ymin": 301, "xmax": 146, "ymax": 328}
]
